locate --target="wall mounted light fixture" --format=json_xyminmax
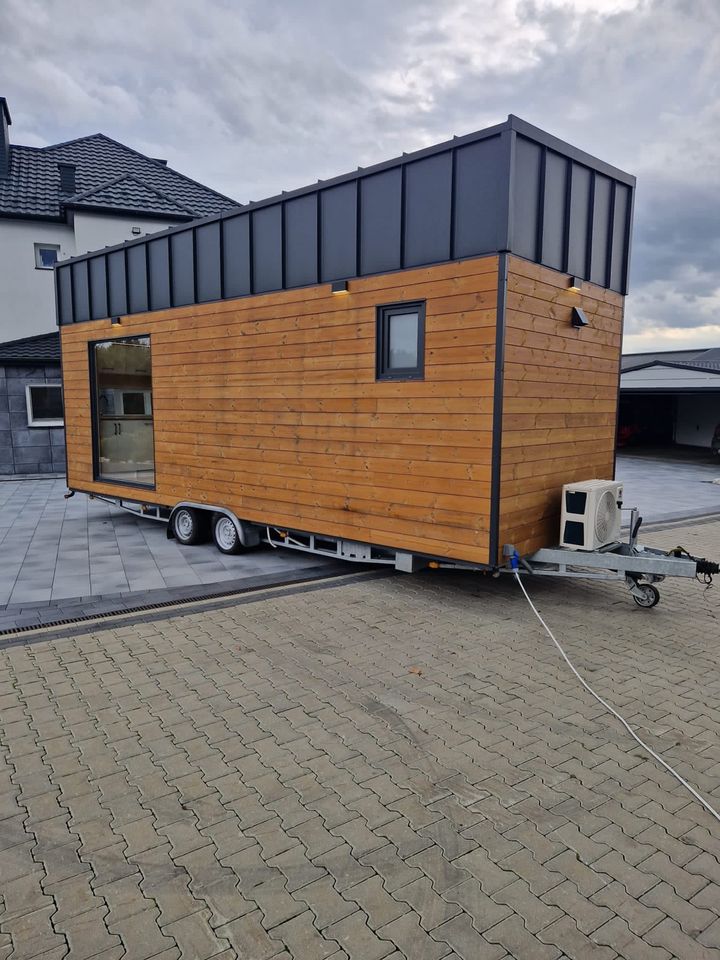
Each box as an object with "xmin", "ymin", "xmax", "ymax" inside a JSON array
[
  {"xmin": 571, "ymin": 307, "xmax": 589, "ymax": 328},
  {"xmin": 331, "ymin": 280, "xmax": 349, "ymax": 294},
  {"xmin": 568, "ymin": 276, "xmax": 583, "ymax": 292},
  {"xmin": 111, "ymin": 316, "xmax": 122, "ymax": 325}
]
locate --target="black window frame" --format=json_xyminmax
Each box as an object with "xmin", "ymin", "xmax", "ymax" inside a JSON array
[
  {"xmin": 88, "ymin": 333, "xmax": 157, "ymax": 491},
  {"xmin": 376, "ymin": 300, "xmax": 426, "ymax": 381}
]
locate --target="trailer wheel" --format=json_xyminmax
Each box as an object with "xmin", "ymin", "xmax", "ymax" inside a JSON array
[
  {"xmin": 633, "ymin": 583, "xmax": 660, "ymax": 608},
  {"xmin": 213, "ymin": 514, "xmax": 242, "ymax": 554},
  {"xmin": 173, "ymin": 507, "xmax": 204, "ymax": 546}
]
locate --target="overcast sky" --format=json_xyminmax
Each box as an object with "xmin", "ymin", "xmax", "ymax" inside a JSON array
[{"xmin": 2, "ymin": 0, "xmax": 718, "ymax": 352}]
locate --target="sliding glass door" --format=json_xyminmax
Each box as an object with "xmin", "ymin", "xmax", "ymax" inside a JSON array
[{"xmin": 92, "ymin": 336, "xmax": 155, "ymax": 487}]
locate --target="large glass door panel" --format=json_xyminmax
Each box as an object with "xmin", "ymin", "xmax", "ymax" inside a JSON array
[{"xmin": 92, "ymin": 336, "xmax": 155, "ymax": 486}]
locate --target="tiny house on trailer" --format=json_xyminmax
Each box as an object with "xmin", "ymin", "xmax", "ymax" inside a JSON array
[{"xmin": 56, "ymin": 115, "xmax": 635, "ymax": 571}]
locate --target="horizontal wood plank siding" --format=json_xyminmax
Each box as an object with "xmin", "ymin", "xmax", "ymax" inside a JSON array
[
  {"xmin": 498, "ymin": 256, "xmax": 624, "ymax": 559},
  {"xmin": 62, "ymin": 256, "xmax": 498, "ymax": 564}
]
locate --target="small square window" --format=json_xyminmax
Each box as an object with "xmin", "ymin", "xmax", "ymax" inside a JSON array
[
  {"xmin": 34, "ymin": 244, "xmax": 60, "ymax": 269},
  {"xmin": 26, "ymin": 384, "xmax": 64, "ymax": 426},
  {"xmin": 376, "ymin": 301, "xmax": 426, "ymax": 380}
]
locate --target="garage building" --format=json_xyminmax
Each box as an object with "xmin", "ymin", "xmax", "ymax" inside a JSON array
[{"xmin": 619, "ymin": 348, "xmax": 720, "ymax": 450}]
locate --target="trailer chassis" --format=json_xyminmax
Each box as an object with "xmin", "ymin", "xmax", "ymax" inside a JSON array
[
  {"xmin": 499, "ymin": 508, "xmax": 719, "ymax": 607},
  {"xmin": 73, "ymin": 493, "xmax": 717, "ymax": 608}
]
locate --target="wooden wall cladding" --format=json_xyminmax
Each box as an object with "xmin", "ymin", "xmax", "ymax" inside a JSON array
[
  {"xmin": 61, "ymin": 256, "xmax": 499, "ymax": 565},
  {"xmin": 497, "ymin": 256, "xmax": 624, "ymax": 560}
]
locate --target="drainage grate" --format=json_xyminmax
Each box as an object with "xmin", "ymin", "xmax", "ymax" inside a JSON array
[{"xmin": 0, "ymin": 568, "xmax": 384, "ymax": 640}]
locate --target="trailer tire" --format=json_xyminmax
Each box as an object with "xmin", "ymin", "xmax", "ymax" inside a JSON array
[
  {"xmin": 172, "ymin": 507, "xmax": 205, "ymax": 546},
  {"xmin": 213, "ymin": 514, "xmax": 243, "ymax": 554}
]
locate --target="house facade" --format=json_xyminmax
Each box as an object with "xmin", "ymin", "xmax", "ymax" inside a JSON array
[{"xmin": 0, "ymin": 96, "xmax": 239, "ymax": 475}]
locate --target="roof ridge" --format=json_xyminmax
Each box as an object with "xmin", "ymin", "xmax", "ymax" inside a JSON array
[
  {"xmin": 67, "ymin": 172, "xmax": 198, "ymax": 215},
  {"xmin": 62, "ymin": 131, "xmax": 239, "ymax": 207}
]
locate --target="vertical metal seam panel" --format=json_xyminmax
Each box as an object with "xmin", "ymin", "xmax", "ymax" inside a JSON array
[
  {"xmin": 85, "ymin": 258, "xmax": 93, "ymax": 324},
  {"xmin": 123, "ymin": 247, "xmax": 130, "ymax": 317},
  {"xmin": 585, "ymin": 170, "xmax": 596, "ymax": 282},
  {"xmin": 144, "ymin": 243, "xmax": 151, "ymax": 313},
  {"xmin": 605, "ymin": 181, "xmax": 617, "ymax": 291},
  {"xmin": 449, "ymin": 148, "xmax": 457, "ymax": 261},
  {"xmin": 355, "ymin": 180, "xmax": 362, "ymax": 277},
  {"xmin": 218, "ymin": 219, "xmax": 226, "ymax": 300},
  {"xmin": 280, "ymin": 202, "xmax": 287, "ymax": 289},
  {"xmin": 562, "ymin": 159, "xmax": 572, "ymax": 274},
  {"xmin": 536, "ymin": 146, "xmax": 547, "ymax": 263},
  {"xmin": 54, "ymin": 266, "xmax": 62, "ymax": 327},
  {"xmin": 168, "ymin": 234, "xmax": 175, "ymax": 308},
  {"xmin": 489, "ymin": 251, "xmax": 508, "ymax": 567},
  {"xmin": 502, "ymin": 129, "xmax": 516, "ymax": 252},
  {"xmin": 191, "ymin": 227, "xmax": 198, "ymax": 304},
  {"xmin": 248, "ymin": 211, "xmax": 255, "ymax": 296},
  {"xmin": 399, "ymin": 164, "xmax": 407, "ymax": 268},
  {"xmin": 316, "ymin": 190, "xmax": 323, "ymax": 285},
  {"xmin": 622, "ymin": 181, "xmax": 635, "ymax": 295}
]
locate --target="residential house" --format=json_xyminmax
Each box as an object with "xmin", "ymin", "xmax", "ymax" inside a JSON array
[{"xmin": 0, "ymin": 96, "xmax": 239, "ymax": 475}]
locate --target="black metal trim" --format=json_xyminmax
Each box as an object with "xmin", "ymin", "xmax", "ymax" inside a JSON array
[
  {"xmin": 88, "ymin": 333, "xmax": 157, "ymax": 491},
  {"xmin": 376, "ymin": 300, "xmax": 426, "ymax": 381},
  {"xmin": 489, "ymin": 252, "xmax": 508, "ymax": 566}
]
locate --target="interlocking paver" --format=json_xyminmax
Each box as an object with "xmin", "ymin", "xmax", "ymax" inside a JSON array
[
  {"xmin": 344, "ymin": 876, "xmax": 409, "ymax": 929},
  {"xmin": 431, "ymin": 913, "xmax": 505, "ymax": 959},
  {"xmin": 326, "ymin": 911, "xmax": 395, "ymax": 960},
  {"xmin": 269, "ymin": 910, "xmax": 342, "ymax": 960},
  {"xmin": 593, "ymin": 916, "xmax": 673, "ymax": 960},
  {"xmin": 2, "ymin": 516, "xmax": 720, "ymax": 960},
  {"xmin": 393, "ymin": 876, "xmax": 461, "ymax": 931}
]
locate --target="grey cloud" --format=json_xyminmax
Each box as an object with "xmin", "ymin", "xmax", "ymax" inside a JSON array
[{"xmin": 1, "ymin": 0, "xmax": 718, "ymax": 345}]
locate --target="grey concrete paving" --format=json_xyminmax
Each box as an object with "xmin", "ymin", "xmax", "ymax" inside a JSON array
[
  {"xmin": 616, "ymin": 449, "xmax": 720, "ymax": 524},
  {"xmin": 0, "ymin": 518, "xmax": 719, "ymax": 959},
  {"xmin": 0, "ymin": 479, "xmax": 339, "ymax": 629}
]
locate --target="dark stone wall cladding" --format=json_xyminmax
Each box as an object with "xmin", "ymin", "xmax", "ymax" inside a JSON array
[{"xmin": 0, "ymin": 364, "xmax": 65, "ymax": 476}]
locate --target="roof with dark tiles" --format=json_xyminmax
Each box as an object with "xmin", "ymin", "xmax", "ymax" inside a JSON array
[
  {"xmin": 622, "ymin": 347, "xmax": 720, "ymax": 375},
  {"xmin": 0, "ymin": 331, "xmax": 60, "ymax": 365},
  {"xmin": 0, "ymin": 109, "xmax": 239, "ymax": 221}
]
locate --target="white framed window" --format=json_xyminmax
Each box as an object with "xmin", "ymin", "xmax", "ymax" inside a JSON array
[
  {"xmin": 34, "ymin": 243, "xmax": 61, "ymax": 269},
  {"xmin": 25, "ymin": 383, "xmax": 64, "ymax": 427}
]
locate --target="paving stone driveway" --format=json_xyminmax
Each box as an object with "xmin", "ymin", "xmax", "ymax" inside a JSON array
[{"xmin": 1, "ymin": 518, "xmax": 720, "ymax": 960}]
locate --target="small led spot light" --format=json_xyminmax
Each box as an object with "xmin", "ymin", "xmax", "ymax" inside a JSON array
[
  {"xmin": 568, "ymin": 276, "xmax": 583, "ymax": 292},
  {"xmin": 111, "ymin": 316, "xmax": 122, "ymax": 325},
  {"xmin": 571, "ymin": 307, "xmax": 589, "ymax": 328},
  {"xmin": 331, "ymin": 280, "xmax": 349, "ymax": 294}
]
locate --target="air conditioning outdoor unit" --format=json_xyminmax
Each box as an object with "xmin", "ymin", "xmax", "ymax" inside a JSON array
[{"xmin": 560, "ymin": 479, "xmax": 623, "ymax": 550}]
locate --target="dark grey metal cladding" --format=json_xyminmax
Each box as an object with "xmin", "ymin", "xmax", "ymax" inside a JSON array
[
  {"xmin": 222, "ymin": 214, "xmax": 251, "ymax": 298},
  {"xmin": 55, "ymin": 115, "xmax": 635, "ymax": 325},
  {"xmin": 107, "ymin": 250, "xmax": 127, "ymax": 317},
  {"xmin": 71, "ymin": 259, "xmax": 90, "ymax": 323},
  {"xmin": 148, "ymin": 237, "xmax": 171, "ymax": 310},
  {"xmin": 320, "ymin": 182, "xmax": 356, "ymax": 282},
  {"xmin": 403, "ymin": 153, "xmax": 452, "ymax": 267},
  {"xmin": 89, "ymin": 256, "xmax": 108, "ymax": 320},
  {"xmin": 285, "ymin": 194, "xmax": 318, "ymax": 288},
  {"xmin": 171, "ymin": 230, "xmax": 194, "ymax": 306},
  {"xmin": 127, "ymin": 244, "xmax": 148, "ymax": 314},
  {"xmin": 511, "ymin": 133, "xmax": 632, "ymax": 291},
  {"xmin": 453, "ymin": 135, "xmax": 507, "ymax": 258},
  {"xmin": 360, "ymin": 169, "xmax": 402, "ymax": 275},
  {"xmin": 253, "ymin": 205, "xmax": 283, "ymax": 293},
  {"xmin": 196, "ymin": 221, "xmax": 222, "ymax": 303}
]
